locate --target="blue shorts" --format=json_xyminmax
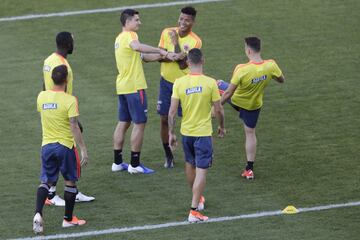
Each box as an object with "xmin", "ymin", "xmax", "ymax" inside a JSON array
[
  {"xmin": 182, "ymin": 136, "xmax": 213, "ymax": 169},
  {"xmin": 40, "ymin": 143, "xmax": 80, "ymax": 183},
  {"xmin": 217, "ymin": 80, "xmax": 260, "ymax": 128},
  {"xmin": 118, "ymin": 90, "xmax": 147, "ymax": 124},
  {"xmin": 157, "ymin": 77, "xmax": 182, "ymax": 116}
]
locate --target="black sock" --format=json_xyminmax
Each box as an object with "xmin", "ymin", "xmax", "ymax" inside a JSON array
[
  {"xmin": 131, "ymin": 151, "xmax": 140, "ymax": 167},
  {"xmin": 191, "ymin": 207, "xmax": 197, "ymax": 211},
  {"xmin": 246, "ymin": 161, "xmax": 254, "ymax": 171},
  {"xmin": 64, "ymin": 185, "xmax": 77, "ymax": 221},
  {"xmin": 162, "ymin": 143, "xmax": 174, "ymax": 160},
  {"xmin": 114, "ymin": 149, "xmax": 123, "ymax": 164},
  {"xmin": 35, "ymin": 183, "xmax": 49, "ymax": 216}
]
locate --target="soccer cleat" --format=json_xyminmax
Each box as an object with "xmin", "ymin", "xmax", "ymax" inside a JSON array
[
  {"xmin": 188, "ymin": 210, "xmax": 209, "ymax": 223},
  {"xmin": 45, "ymin": 195, "xmax": 65, "ymax": 206},
  {"xmin": 197, "ymin": 196, "xmax": 206, "ymax": 211},
  {"xmin": 241, "ymin": 169, "xmax": 254, "ymax": 180},
  {"xmin": 111, "ymin": 162, "xmax": 129, "ymax": 172},
  {"xmin": 33, "ymin": 213, "xmax": 43, "ymax": 234},
  {"xmin": 62, "ymin": 216, "xmax": 86, "ymax": 228},
  {"xmin": 128, "ymin": 164, "xmax": 155, "ymax": 174},
  {"xmin": 76, "ymin": 192, "xmax": 95, "ymax": 202},
  {"xmin": 216, "ymin": 79, "xmax": 227, "ymax": 95},
  {"xmin": 163, "ymin": 157, "xmax": 174, "ymax": 168}
]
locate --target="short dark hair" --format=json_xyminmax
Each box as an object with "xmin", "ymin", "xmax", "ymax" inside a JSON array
[
  {"xmin": 245, "ymin": 37, "xmax": 261, "ymax": 52},
  {"xmin": 56, "ymin": 32, "xmax": 73, "ymax": 49},
  {"xmin": 188, "ymin": 48, "xmax": 203, "ymax": 64},
  {"xmin": 181, "ymin": 6, "xmax": 197, "ymax": 18},
  {"xmin": 120, "ymin": 9, "xmax": 139, "ymax": 26},
  {"xmin": 52, "ymin": 65, "xmax": 68, "ymax": 85}
]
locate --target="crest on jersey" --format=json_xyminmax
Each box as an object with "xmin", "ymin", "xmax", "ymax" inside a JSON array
[
  {"xmin": 183, "ymin": 44, "xmax": 190, "ymax": 52},
  {"xmin": 43, "ymin": 65, "xmax": 51, "ymax": 72}
]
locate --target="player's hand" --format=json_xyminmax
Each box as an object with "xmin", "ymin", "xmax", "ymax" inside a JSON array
[
  {"xmin": 174, "ymin": 52, "xmax": 186, "ymax": 61},
  {"xmin": 166, "ymin": 52, "xmax": 178, "ymax": 61},
  {"xmin": 169, "ymin": 29, "xmax": 179, "ymax": 45},
  {"xmin": 80, "ymin": 150, "xmax": 89, "ymax": 166},
  {"xmin": 217, "ymin": 126, "xmax": 226, "ymax": 138},
  {"xmin": 159, "ymin": 49, "xmax": 168, "ymax": 57},
  {"xmin": 169, "ymin": 133, "xmax": 178, "ymax": 151}
]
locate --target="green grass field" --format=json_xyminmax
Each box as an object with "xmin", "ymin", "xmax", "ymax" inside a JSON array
[{"xmin": 0, "ymin": 0, "xmax": 359, "ymax": 239}]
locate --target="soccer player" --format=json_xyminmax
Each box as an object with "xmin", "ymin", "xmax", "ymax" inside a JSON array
[
  {"xmin": 112, "ymin": 9, "xmax": 175, "ymax": 174},
  {"xmin": 33, "ymin": 65, "xmax": 88, "ymax": 234},
  {"xmin": 43, "ymin": 31, "xmax": 94, "ymax": 205},
  {"xmin": 219, "ymin": 37, "xmax": 285, "ymax": 179},
  {"xmin": 157, "ymin": 6, "xmax": 202, "ymax": 168},
  {"xmin": 168, "ymin": 48, "xmax": 225, "ymax": 222}
]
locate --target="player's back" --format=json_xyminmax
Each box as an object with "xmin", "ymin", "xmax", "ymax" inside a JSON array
[
  {"xmin": 43, "ymin": 53, "xmax": 73, "ymax": 95},
  {"xmin": 37, "ymin": 90, "xmax": 78, "ymax": 149},
  {"xmin": 173, "ymin": 74, "xmax": 219, "ymax": 136},
  {"xmin": 231, "ymin": 60, "xmax": 282, "ymax": 110}
]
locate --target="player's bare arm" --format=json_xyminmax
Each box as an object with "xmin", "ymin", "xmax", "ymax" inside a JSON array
[
  {"xmin": 220, "ymin": 83, "xmax": 237, "ymax": 105},
  {"xmin": 141, "ymin": 53, "xmax": 163, "ymax": 62},
  {"xmin": 70, "ymin": 116, "xmax": 88, "ymax": 166},
  {"xmin": 168, "ymin": 29, "xmax": 188, "ymax": 69},
  {"xmin": 130, "ymin": 40, "xmax": 167, "ymax": 56},
  {"xmin": 213, "ymin": 100, "xmax": 226, "ymax": 137},
  {"xmin": 142, "ymin": 51, "xmax": 179, "ymax": 62},
  {"xmin": 168, "ymin": 97, "xmax": 179, "ymax": 150},
  {"xmin": 274, "ymin": 74, "xmax": 285, "ymax": 83}
]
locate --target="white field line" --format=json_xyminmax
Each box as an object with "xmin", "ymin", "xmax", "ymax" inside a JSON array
[
  {"xmin": 9, "ymin": 201, "xmax": 360, "ymax": 240},
  {"xmin": 0, "ymin": 0, "xmax": 226, "ymax": 22}
]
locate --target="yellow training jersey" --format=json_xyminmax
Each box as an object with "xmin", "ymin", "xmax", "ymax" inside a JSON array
[
  {"xmin": 37, "ymin": 90, "xmax": 79, "ymax": 149},
  {"xmin": 172, "ymin": 74, "xmax": 220, "ymax": 136},
  {"xmin": 230, "ymin": 60, "xmax": 282, "ymax": 110},
  {"xmin": 115, "ymin": 31, "xmax": 146, "ymax": 94},
  {"xmin": 159, "ymin": 27, "xmax": 202, "ymax": 83},
  {"xmin": 43, "ymin": 53, "xmax": 73, "ymax": 95}
]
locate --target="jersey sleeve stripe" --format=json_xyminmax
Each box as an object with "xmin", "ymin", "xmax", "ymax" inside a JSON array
[
  {"xmin": 130, "ymin": 32, "xmax": 138, "ymax": 40},
  {"xmin": 189, "ymin": 32, "xmax": 202, "ymax": 48},
  {"xmin": 75, "ymin": 96, "xmax": 79, "ymax": 114}
]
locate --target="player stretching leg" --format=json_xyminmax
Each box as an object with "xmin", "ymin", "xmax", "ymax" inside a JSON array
[{"xmin": 220, "ymin": 37, "xmax": 285, "ymax": 179}]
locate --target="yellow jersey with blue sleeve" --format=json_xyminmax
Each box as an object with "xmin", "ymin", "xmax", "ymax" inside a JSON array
[
  {"xmin": 159, "ymin": 27, "xmax": 202, "ymax": 83},
  {"xmin": 230, "ymin": 60, "xmax": 282, "ymax": 110},
  {"xmin": 172, "ymin": 74, "xmax": 220, "ymax": 136},
  {"xmin": 115, "ymin": 31, "xmax": 147, "ymax": 94},
  {"xmin": 37, "ymin": 90, "xmax": 79, "ymax": 149},
  {"xmin": 43, "ymin": 53, "xmax": 73, "ymax": 95}
]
